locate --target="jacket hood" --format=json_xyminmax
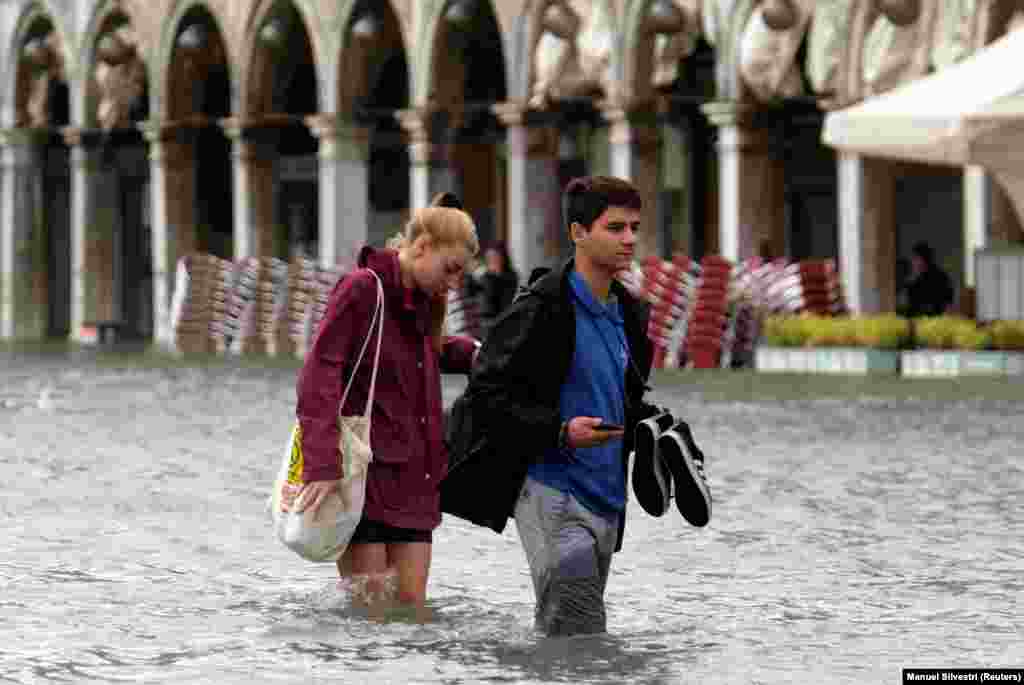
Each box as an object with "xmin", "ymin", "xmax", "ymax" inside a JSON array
[
  {"xmin": 356, "ymin": 245, "xmax": 431, "ymax": 332},
  {"xmin": 357, "ymin": 245, "xmax": 402, "ymax": 289}
]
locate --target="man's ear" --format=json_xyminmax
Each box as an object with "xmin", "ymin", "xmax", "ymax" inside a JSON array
[{"xmin": 570, "ymin": 222, "xmax": 586, "ymax": 244}]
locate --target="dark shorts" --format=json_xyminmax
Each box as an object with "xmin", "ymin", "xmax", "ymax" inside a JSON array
[{"xmin": 349, "ymin": 517, "xmax": 432, "ymax": 545}]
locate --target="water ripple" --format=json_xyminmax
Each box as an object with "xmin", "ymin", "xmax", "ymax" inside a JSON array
[{"xmin": 1, "ymin": 356, "xmax": 1022, "ymax": 684}]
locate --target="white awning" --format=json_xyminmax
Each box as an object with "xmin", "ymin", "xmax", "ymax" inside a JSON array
[{"xmin": 822, "ymin": 27, "xmax": 1024, "ymax": 171}]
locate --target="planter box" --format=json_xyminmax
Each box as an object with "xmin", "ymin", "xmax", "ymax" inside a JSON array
[
  {"xmin": 756, "ymin": 347, "xmax": 900, "ymax": 375},
  {"xmin": 901, "ymin": 350, "xmax": 1024, "ymax": 377}
]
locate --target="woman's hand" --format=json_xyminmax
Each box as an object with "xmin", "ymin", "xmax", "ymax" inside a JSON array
[
  {"xmin": 566, "ymin": 416, "xmax": 625, "ymax": 449},
  {"xmin": 295, "ymin": 479, "xmax": 341, "ymax": 517}
]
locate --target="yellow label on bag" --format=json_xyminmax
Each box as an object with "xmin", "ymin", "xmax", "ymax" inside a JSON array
[{"xmin": 287, "ymin": 424, "xmax": 305, "ymax": 485}]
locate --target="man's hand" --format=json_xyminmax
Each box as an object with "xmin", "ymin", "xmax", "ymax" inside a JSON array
[
  {"xmin": 566, "ymin": 416, "xmax": 625, "ymax": 449},
  {"xmin": 295, "ymin": 479, "xmax": 341, "ymax": 518}
]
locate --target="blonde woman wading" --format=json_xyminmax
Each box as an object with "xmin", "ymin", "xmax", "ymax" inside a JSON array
[{"xmin": 294, "ymin": 196, "xmax": 480, "ymax": 606}]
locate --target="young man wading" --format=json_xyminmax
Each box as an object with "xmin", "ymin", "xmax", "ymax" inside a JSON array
[{"xmin": 443, "ymin": 176, "xmax": 712, "ymax": 636}]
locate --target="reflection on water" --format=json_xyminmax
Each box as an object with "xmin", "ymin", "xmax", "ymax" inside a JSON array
[{"xmin": 1, "ymin": 347, "xmax": 1022, "ymax": 684}]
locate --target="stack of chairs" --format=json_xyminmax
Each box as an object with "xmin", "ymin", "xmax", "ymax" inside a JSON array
[
  {"xmin": 223, "ymin": 258, "xmax": 260, "ymax": 354},
  {"xmin": 643, "ymin": 254, "xmax": 699, "ymax": 369},
  {"xmin": 797, "ymin": 259, "xmax": 846, "ymax": 315},
  {"xmin": 166, "ymin": 254, "xmax": 232, "ymax": 354},
  {"xmin": 286, "ymin": 257, "xmax": 319, "ymax": 358},
  {"xmin": 683, "ymin": 255, "xmax": 734, "ymax": 369},
  {"xmin": 296, "ymin": 265, "xmax": 347, "ymax": 357}
]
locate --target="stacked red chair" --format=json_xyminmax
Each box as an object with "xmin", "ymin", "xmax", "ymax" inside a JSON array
[
  {"xmin": 758, "ymin": 259, "xmax": 804, "ymax": 314},
  {"xmin": 643, "ymin": 254, "xmax": 698, "ymax": 369},
  {"xmin": 683, "ymin": 255, "xmax": 734, "ymax": 369},
  {"xmin": 798, "ymin": 259, "xmax": 846, "ymax": 315}
]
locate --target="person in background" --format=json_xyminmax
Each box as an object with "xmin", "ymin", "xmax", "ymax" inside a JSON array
[
  {"xmin": 294, "ymin": 196, "xmax": 480, "ymax": 606},
  {"xmin": 905, "ymin": 241, "xmax": 955, "ymax": 317},
  {"xmin": 477, "ymin": 242, "xmax": 520, "ymax": 337}
]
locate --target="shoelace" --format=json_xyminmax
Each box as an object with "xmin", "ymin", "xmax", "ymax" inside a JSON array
[{"xmin": 693, "ymin": 455, "xmax": 707, "ymax": 482}]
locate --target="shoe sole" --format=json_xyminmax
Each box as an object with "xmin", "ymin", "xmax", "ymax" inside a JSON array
[
  {"xmin": 632, "ymin": 419, "xmax": 671, "ymax": 517},
  {"xmin": 659, "ymin": 424, "xmax": 711, "ymax": 527}
]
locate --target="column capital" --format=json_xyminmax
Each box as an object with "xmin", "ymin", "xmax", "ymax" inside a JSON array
[
  {"xmin": 394, "ymin": 108, "xmax": 438, "ymax": 165},
  {"xmin": 597, "ymin": 98, "xmax": 661, "ymax": 149},
  {"xmin": 137, "ymin": 119, "xmax": 200, "ymax": 145},
  {"xmin": 700, "ymin": 101, "xmax": 760, "ymax": 129},
  {"xmin": 305, "ymin": 113, "xmax": 370, "ymax": 162},
  {"xmin": 304, "ymin": 113, "xmax": 369, "ymax": 142},
  {"xmin": 394, "ymin": 107, "xmax": 435, "ymax": 141},
  {"xmin": 59, "ymin": 127, "xmax": 106, "ymax": 148}
]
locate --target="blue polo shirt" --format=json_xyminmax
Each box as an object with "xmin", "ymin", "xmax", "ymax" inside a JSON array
[{"xmin": 527, "ymin": 270, "xmax": 628, "ymax": 519}]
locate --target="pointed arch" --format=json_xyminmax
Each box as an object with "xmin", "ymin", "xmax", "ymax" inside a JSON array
[
  {"xmin": 3, "ymin": 1, "xmax": 72, "ymax": 127},
  {"xmin": 239, "ymin": 0, "xmax": 324, "ymax": 117},
  {"xmin": 152, "ymin": 1, "xmax": 235, "ymax": 121},
  {"xmin": 336, "ymin": 0, "xmax": 409, "ymax": 113},
  {"xmin": 76, "ymin": 0, "xmax": 150, "ymax": 129},
  {"xmin": 416, "ymin": 0, "xmax": 508, "ymax": 107}
]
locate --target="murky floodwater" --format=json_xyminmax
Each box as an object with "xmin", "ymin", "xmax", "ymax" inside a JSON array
[{"xmin": 1, "ymin": 347, "xmax": 1021, "ymax": 684}]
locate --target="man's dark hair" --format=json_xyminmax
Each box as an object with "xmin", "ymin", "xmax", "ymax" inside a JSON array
[
  {"xmin": 563, "ymin": 175, "xmax": 642, "ymax": 232},
  {"xmin": 911, "ymin": 241, "xmax": 935, "ymax": 266},
  {"xmin": 431, "ymin": 191, "xmax": 463, "ymax": 210}
]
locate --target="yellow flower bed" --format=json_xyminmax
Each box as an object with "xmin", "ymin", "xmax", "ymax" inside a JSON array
[
  {"xmin": 763, "ymin": 314, "xmax": 910, "ymax": 349},
  {"xmin": 764, "ymin": 315, "xmax": 1024, "ymax": 351}
]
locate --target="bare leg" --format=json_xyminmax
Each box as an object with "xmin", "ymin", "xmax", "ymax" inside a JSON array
[
  {"xmin": 342, "ymin": 543, "xmax": 394, "ymax": 602},
  {"xmin": 386, "ymin": 542, "xmax": 432, "ymax": 605}
]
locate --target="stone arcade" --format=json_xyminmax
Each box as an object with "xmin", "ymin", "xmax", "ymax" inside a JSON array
[{"xmin": 1, "ymin": 0, "xmax": 1022, "ymax": 342}]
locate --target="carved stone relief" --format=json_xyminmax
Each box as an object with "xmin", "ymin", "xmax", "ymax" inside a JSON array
[
  {"xmin": 644, "ymin": 0, "xmax": 701, "ymax": 90},
  {"xmin": 20, "ymin": 31, "xmax": 65, "ymax": 128},
  {"xmin": 806, "ymin": 0, "xmax": 857, "ymax": 104},
  {"xmin": 930, "ymin": 0, "xmax": 978, "ymax": 70},
  {"xmin": 738, "ymin": 0, "xmax": 812, "ymax": 102},
  {"xmin": 95, "ymin": 26, "xmax": 147, "ymax": 130},
  {"xmin": 861, "ymin": 0, "xmax": 937, "ymax": 97},
  {"xmin": 530, "ymin": 0, "xmax": 616, "ymax": 107}
]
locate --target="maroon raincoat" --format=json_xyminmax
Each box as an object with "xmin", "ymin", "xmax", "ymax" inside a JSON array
[{"xmin": 295, "ymin": 246, "xmax": 477, "ymax": 531}]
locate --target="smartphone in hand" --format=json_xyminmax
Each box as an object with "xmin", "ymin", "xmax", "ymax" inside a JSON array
[{"xmin": 593, "ymin": 422, "xmax": 624, "ymax": 432}]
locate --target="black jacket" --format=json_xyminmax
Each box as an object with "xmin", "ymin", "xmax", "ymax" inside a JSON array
[{"xmin": 441, "ymin": 258, "xmax": 656, "ymax": 551}]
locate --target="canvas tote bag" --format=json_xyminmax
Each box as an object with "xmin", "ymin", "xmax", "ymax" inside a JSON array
[{"xmin": 269, "ymin": 270, "xmax": 385, "ymax": 562}]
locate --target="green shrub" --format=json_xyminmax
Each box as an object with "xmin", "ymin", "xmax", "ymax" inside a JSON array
[
  {"xmin": 914, "ymin": 316, "xmax": 995, "ymax": 350},
  {"xmin": 856, "ymin": 314, "xmax": 911, "ymax": 349},
  {"xmin": 764, "ymin": 314, "xmax": 812, "ymax": 347},
  {"xmin": 990, "ymin": 320, "xmax": 1024, "ymax": 351},
  {"xmin": 763, "ymin": 314, "xmax": 910, "ymax": 349}
]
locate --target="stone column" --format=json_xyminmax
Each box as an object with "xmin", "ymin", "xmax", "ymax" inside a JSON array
[
  {"xmin": 601, "ymin": 102, "xmax": 663, "ymax": 258},
  {"xmin": 63, "ymin": 128, "xmax": 119, "ymax": 339},
  {"xmin": 837, "ymin": 152, "xmax": 897, "ymax": 314},
  {"xmin": 396, "ymin": 108, "xmax": 459, "ymax": 211},
  {"xmin": 963, "ymin": 165, "xmax": 989, "ymax": 290},
  {"xmin": 222, "ymin": 119, "xmax": 280, "ymax": 260},
  {"xmin": 140, "ymin": 121, "xmax": 198, "ymax": 345},
  {"xmin": 493, "ymin": 103, "xmax": 563, "ymax": 275},
  {"xmin": 306, "ymin": 114, "xmax": 370, "ymax": 270},
  {"xmin": 0, "ymin": 129, "xmax": 46, "ymax": 340},
  {"xmin": 701, "ymin": 102, "xmax": 786, "ymax": 263}
]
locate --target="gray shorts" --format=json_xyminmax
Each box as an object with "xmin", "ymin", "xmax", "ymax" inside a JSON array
[{"xmin": 513, "ymin": 476, "xmax": 621, "ymax": 636}]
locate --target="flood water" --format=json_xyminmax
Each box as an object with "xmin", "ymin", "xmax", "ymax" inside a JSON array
[{"xmin": 1, "ymin": 347, "xmax": 1021, "ymax": 684}]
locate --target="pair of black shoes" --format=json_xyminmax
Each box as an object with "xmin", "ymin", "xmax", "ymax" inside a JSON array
[{"xmin": 632, "ymin": 412, "xmax": 711, "ymax": 527}]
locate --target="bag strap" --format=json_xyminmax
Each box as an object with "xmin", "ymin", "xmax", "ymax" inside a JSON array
[{"xmin": 338, "ymin": 269, "xmax": 386, "ymax": 421}]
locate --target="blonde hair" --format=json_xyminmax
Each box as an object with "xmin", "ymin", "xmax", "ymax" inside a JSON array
[
  {"xmin": 388, "ymin": 205, "xmax": 480, "ymax": 352},
  {"xmin": 386, "ymin": 206, "xmax": 480, "ymax": 256}
]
